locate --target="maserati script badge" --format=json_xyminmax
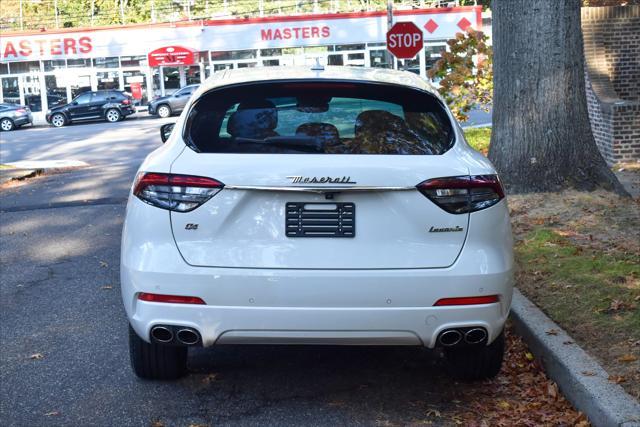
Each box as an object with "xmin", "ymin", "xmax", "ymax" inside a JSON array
[{"xmin": 287, "ymin": 176, "xmax": 357, "ymax": 184}]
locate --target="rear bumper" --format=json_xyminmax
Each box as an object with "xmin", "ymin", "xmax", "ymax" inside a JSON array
[
  {"xmin": 13, "ymin": 115, "xmax": 32, "ymax": 126},
  {"xmin": 121, "ymin": 197, "xmax": 514, "ymax": 348}
]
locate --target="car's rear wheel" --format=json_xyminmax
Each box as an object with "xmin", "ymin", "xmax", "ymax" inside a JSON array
[
  {"xmin": 157, "ymin": 104, "xmax": 171, "ymax": 118},
  {"xmin": 444, "ymin": 330, "xmax": 505, "ymax": 381},
  {"xmin": 50, "ymin": 113, "xmax": 66, "ymax": 128},
  {"xmin": 105, "ymin": 108, "xmax": 121, "ymax": 123},
  {"xmin": 129, "ymin": 324, "xmax": 187, "ymax": 380},
  {"xmin": 0, "ymin": 118, "xmax": 14, "ymax": 131}
]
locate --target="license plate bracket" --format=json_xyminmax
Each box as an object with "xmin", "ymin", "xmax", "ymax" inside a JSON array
[{"xmin": 285, "ymin": 202, "xmax": 355, "ymax": 238}]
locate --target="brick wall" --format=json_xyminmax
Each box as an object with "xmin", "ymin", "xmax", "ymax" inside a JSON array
[{"xmin": 582, "ymin": 5, "xmax": 640, "ymax": 164}]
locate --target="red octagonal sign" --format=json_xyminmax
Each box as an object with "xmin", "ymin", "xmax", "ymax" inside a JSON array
[{"xmin": 387, "ymin": 22, "xmax": 424, "ymax": 59}]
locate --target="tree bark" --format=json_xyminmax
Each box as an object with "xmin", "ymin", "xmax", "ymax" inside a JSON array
[{"xmin": 488, "ymin": 0, "xmax": 627, "ymax": 195}]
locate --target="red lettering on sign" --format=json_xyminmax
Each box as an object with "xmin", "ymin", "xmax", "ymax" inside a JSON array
[
  {"xmin": 63, "ymin": 38, "xmax": 77, "ymax": 55},
  {"xmin": 3, "ymin": 42, "xmax": 17, "ymax": 58},
  {"xmin": 260, "ymin": 26, "xmax": 331, "ymax": 41},
  {"xmin": 35, "ymin": 39, "xmax": 47, "ymax": 55},
  {"xmin": 18, "ymin": 40, "xmax": 32, "ymax": 56},
  {"xmin": 78, "ymin": 36, "xmax": 92, "ymax": 54},
  {"xmin": 50, "ymin": 38, "xmax": 62, "ymax": 55}
]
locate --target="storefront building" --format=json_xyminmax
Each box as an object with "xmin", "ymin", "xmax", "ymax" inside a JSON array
[{"xmin": 0, "ymin": 6, "xmax": 481, "ymax": 120}]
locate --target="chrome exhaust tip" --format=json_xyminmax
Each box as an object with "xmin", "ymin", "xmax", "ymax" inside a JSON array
[
  {"xmin": 176, "ymin": 328, "xmax": 200, "ymax": 346},
  {"xmin": 438, "ymin": 329, "xmax": 463, "ymax": 347},
  {"xmin": 464, "ymin": 328, "xmax": 487, "ymax": 345},
  {"xmin": 150, "ymin": 326, "xmax": 173, "ymax": 343}
]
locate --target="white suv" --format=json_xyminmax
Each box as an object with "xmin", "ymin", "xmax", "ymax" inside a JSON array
[{"xmin": 121, "ymin": 66, "xmax": 514, "ymax": 381}]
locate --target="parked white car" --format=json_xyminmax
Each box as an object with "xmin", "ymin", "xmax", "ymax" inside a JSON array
[{"xmin": 121, "ymin": 66, "xmax": 514, "ymax": 380}]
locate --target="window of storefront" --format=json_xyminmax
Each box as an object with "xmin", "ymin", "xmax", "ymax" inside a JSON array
[
  {"xmin": 9, "ymin": 61, "xmax": 40, "ymax": 74},
  {"xmin": 0, "ymin": 63, "xmax": 9, "ymax": 75},
  {"xmin": 369, "ymin": 49, "xmax": 393, "ymax": 69},
  {"xmin": 45, "ymin": 75, "xmax": 67, "ymax": 107},
  {"xmin": 67, "ymin": 59, "xmax": 91, "ymax": 68},
  {"xmin": 22, "ymin": 75, "xmax": 42, "ymax": 112},
  {"xmin": 162, "ymin": 67, "xmax": 180, "ymax": 93},
  {"xmin": 97, "ymin": 71, "xmax": 120, "ymax": 90},
  {"xmin": 70, "ymin": 74, "xmax": 92, "ymax": 99},
  {"xmin": 186, "ymin": 65, "xmax": 200, "ymax": 85},
  {"xmin": 93, "ymin": 57, "xmax": 120, "ymax": 69},
  {"xmin": 123, "ymin": 70, "xmax": 147, "ymax": 105},
  {"xmin": 120, "ymin": 56, "xmax": 146, "ymax": 67},
  {"xmin": 1, "ymin": 77, "xmax": 20, "ymax": 104},
  {"xmin": 43, "ymin": 60, "xmax": 66, "ymax": 72},
  {"xmin": 211, "ymin": 49, "xmax": 257, "ymax": 61},
  {"xmin": 261, "ymin": 48, "xmax": 282, "ymax": 57}
]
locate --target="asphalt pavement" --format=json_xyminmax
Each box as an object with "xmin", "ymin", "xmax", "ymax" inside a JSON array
[{"xmin": 0, "ymin": 115, "xmax": 560, "ymax": 427}]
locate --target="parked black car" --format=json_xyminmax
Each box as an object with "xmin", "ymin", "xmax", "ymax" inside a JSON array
[
  {"xmin": 46, "ymin": 90, "xmax": 135, "ymax": 127},
  {"xmin": 148, "ymin": 84, "xmax": 199, "ymax": 118},
  {"xmin": 0, "ymin": 103, "xmax": 33, "ymax": 131}
]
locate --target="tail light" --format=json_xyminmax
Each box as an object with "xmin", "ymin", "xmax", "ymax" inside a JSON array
[
  {"xmin": 133, "ymin": 172, "xmax": 223, "ymax": 212},
  {"xmin": 417, "ymin": 175, "xmax": 505, "ymax": 214},
  {"xmin": 121, "ymin": 98, "xmax": 131, "ymax": 105},
  {"xmin": 16, "ymin": 108, "xmax": 27, "ymax": 114},
  {"xmin": 434, "ymin": 295, "xmax": 500, "ymax": 306},
  {"xmin": 138, "ymin": 292, "xmax": 206, "ymax": 304}
]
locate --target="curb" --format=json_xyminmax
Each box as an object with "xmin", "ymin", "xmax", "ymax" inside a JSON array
[{"xmin": 511, "ymin": 289, "xmax": 640, "ymax": 427}]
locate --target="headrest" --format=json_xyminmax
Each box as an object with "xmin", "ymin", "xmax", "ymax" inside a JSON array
[{"xmin": 227, "ymin": 99, "xmax": 278, "ymax": 138}]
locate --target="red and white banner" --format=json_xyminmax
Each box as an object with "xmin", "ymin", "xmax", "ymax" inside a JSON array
[
  {"xmin": 1, "ymin": 7, "xmax": 481, "ymax": 62},
  {"xmin": 148, "ymin": 46, "xmax": 197, "ymax": 66}
]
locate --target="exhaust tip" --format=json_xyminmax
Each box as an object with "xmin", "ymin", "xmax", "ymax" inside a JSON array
[
  {"xmin": 150, "ymin": 326, "xmax": 173, "ymax": 343},
  {"xmin": 438, "ymin": 329, "xmax": 463, "ymax": 347},
  {"xmin": 464, "ymin": 328, "xmax": 487, "ymax": 344},
  {"xmin": 176, "ymin": 328, "xmax": 200, "ymax": 346}
]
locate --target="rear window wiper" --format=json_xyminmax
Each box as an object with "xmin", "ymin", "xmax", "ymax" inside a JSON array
[{"xmin": 235, "ymin": 136, "xmax": 323, "ymax": 153}]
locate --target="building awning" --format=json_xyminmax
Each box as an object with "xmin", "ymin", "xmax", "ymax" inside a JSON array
[{"xmin": 148, "ymin": 46, "xmax": 197, "ymax": 67}]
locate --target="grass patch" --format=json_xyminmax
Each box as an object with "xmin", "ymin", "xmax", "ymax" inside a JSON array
[
  {"xmin": 0, "ymin": 164, "xmax": 14, "ymax": 170},
  {"xmin": 517, "ymin": 228, "xmax": 639, "ymax": 338},
  {"xmin": 463, "ymin": 127, "xmax": 491, "ymax": 155}
]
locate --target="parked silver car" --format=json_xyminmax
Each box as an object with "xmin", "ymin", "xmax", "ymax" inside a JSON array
[
  {"xmin": 147, "ymin": 84, "xmax": 199, "ymax": 118},
  {"xmin": 0, "ymin": 103, "xmax": 33, "ymax": 131}
]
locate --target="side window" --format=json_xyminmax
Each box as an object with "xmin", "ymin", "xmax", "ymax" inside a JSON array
[
  {"xmin": 91, "ymin": 92, "xmax": 108, "ymax": 103},
  {"xmin": 74, "ymin": 93, "xmax": 92, "ymax": 105}
]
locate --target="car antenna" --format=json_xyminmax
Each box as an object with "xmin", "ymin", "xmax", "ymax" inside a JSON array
[{"xmin": 310, "ymin": 57, "xmax": 324, "ymax": 71}]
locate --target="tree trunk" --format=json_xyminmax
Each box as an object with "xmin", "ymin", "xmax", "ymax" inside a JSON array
[{"xmin": 488, "ymin": 0, "xmax": 627, "ymax": 195}]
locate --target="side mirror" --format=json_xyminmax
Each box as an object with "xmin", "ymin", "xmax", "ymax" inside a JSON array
[{"xmin": 160, "ymin": 123, "xmax": 175, "ymax": 143}]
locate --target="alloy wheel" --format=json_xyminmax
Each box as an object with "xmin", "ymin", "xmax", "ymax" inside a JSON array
[
  {"xmin": 51, "ymin": 114, "xmax": 65, "ymax": 127},
  {"xmin": 106, "ymin": 109, "xmax": 121, "ymax": 122},
  {"xmin": 0, "ymin": 118, "xmax": 14, "ymax": 131},
  {"xmin": 158, "ymin": 105, "xmax": 171, "ymax": 118}
]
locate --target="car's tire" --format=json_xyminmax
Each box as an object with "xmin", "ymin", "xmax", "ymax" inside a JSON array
[
  {"xmin": 157, "ymin": 104, "xmax": 171, "ymax": 119},
  {"xmin": 105, "ymin": 108, "xmax": 121, "ymax": 123},
  {"xmin": 129, "ymin": 324, "xmax": 187, "ymax": 380},
  {"xmin": 444, "ymin": 330, "xmax": 505, "ymax": 381},
  {"xmin": 50, "ymin": 113, "xmax": 66, "ymax": 128},
  {"xmin": 0, "ymin": 118, "xmax": 14, "ymax": 131}
]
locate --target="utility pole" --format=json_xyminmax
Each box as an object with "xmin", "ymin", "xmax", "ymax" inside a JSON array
[
  {"xmin": 151, "ymin": 0, "xmax": 156, "ymax": 23},
  {"xmin": 186, "ymin": 0, "xmax": 191, "ymax": 20},
  {"xmin": 120, "ymin": 0, "xmax": 125, "ymax": 25},
  {"xmin": 54, "ymin": 0, "xmax": 59, "ymax": 28},
  {"xmin": 19, "ymin": 0, "xmax": 24, "ymax": 30},
  {"xmin": 259, "ymin": 0, "xmax": 264, "ymax": 17},
  {"xmin": 387, "ymin": 0, "xmax": 395, "ymax": 70},
  {"xmin": 90, "ymin": 0, "xmax": 95, "ymax": 27}
]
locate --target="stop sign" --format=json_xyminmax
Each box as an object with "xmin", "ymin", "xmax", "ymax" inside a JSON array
[{"xmin": 386, "ymin": 22, "xmax": 424, "ymax": 59}]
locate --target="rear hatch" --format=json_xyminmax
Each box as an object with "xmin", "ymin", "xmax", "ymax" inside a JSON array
[{"xmin": 168, "ymin": 80, "xmax": 469, "ymax": 269}]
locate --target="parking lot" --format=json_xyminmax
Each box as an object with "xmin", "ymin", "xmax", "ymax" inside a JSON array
[{"xmin": 0, "ymin": 118, "xmax": 580, "ymax": 426}]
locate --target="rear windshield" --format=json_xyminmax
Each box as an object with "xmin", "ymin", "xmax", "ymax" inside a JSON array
[{"xmin": 185, "ymin": 81, "xmax": 454, "ymax": 155}]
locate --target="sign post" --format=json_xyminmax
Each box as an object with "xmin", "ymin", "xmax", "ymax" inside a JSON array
[{"xmin": 386, "ymin": 22, "xmax": 424, "ymax": 60}]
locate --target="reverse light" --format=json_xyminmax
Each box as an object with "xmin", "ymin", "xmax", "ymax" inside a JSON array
[
  {"xmin": 417, "ymin": 175, "xmax": 505, "ymax": 214},
  {"xmin": 434, "ymin": 295, "xmax": 500, "ymax": 306},
  {"xmin": 133, "ymin": 172, "xmax": 224, "ymax": 212},
  {"xmin": 138, "ymin": 292, "xmax": 206, "ymax": 304}
]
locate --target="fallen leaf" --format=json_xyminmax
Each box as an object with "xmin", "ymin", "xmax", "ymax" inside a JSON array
[
  {"xmin": 581, "ymin": 371, "xmax": 596, "ymax": 376},
  {"xmin": 150, "ymin": 421, "xmax": 164, "ymax": 427},
  {"xmin": 525, "ymin": 352, "xmax": 534, "ymax": 361},
  {"xmin": 44, "ymin": 411, "xmax": 59, "ymax": 417},
  {"xmin": 545, "ymin": 329, "xmax": 559, "ymax": 336},
  {"xmin": 101, "ymin": 285, "xmax": 113, "ymax": 290},
  {"xmin": 425, "ymin": 409, "xmax": 441, "ymax": 417},
  {"xmin": 99, "ymin": 261, "xmax": 108, "ymax": 268},
  {"xmin": 608, "ymin": 375, "xmax": 626, "ymax": 384},
  {"xmin": 29, "ymin": 353, "xmax": 44, "ymax": 360},
  {"xmin": 497, "ymin": 400, "xmax": 510, "ymax": 410},
  {"xmin": 563, "ymin": 340, "xmax": 574, "ymax": 345},
  {"xmin": 547, "ymin": 382, "xmax": 559, "ymax": 399},
  {"xmin": 618, "ymin": 354, "xmax": 638, "ymax": 363},
  {"xmin": 201, "ymin": 373, "xmax": 218, "ymax": 384}
]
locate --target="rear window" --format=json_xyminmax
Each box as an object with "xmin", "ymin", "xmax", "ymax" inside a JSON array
[{"xmin": 185, "ymin": 81, "xmax": 454, "ymax": 155}]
